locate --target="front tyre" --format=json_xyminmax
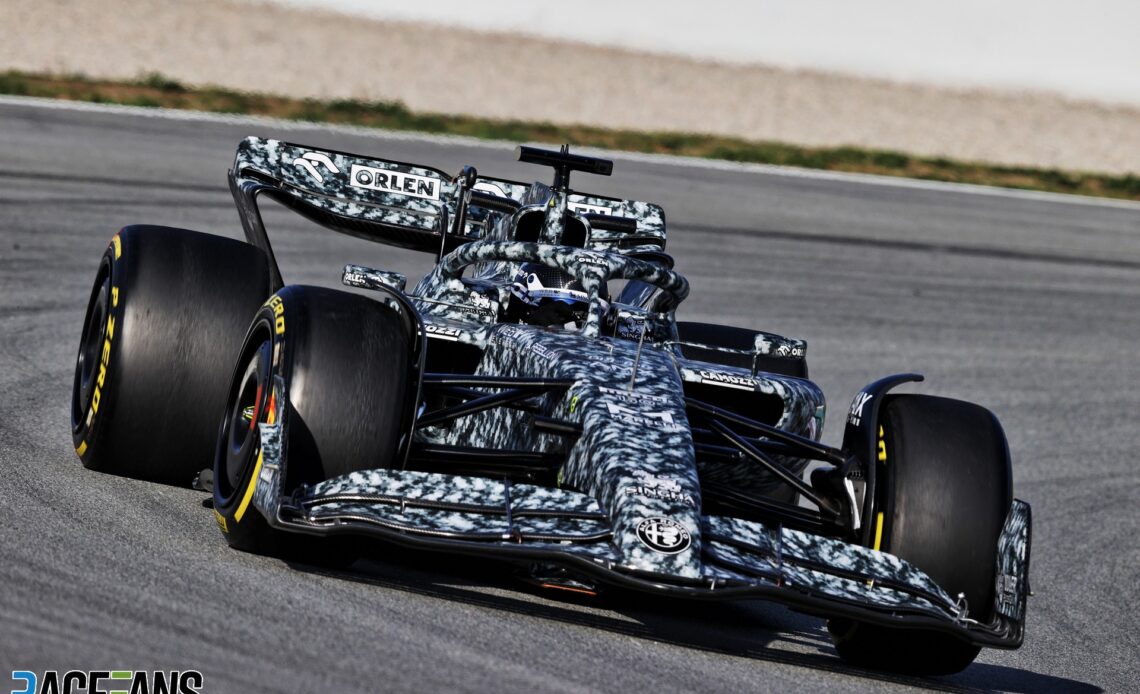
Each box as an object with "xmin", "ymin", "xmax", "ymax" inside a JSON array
[
  {"xmin": 829, "ymin": 395, "xmax": 1012, "ymax": 675},
  {"xmin": 71, "ymin": 226, "xmax": 271, "ymax": 485},
  {"xmin": 212, "ymin": 286, "xmax": 413, "ymax": 558}
]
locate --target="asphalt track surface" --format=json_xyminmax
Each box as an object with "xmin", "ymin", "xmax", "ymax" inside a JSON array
[{"xmin": 1, "ymin": 99, "xmax": 1138, "ymax": 693}]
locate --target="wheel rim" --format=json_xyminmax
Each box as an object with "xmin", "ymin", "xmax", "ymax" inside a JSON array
[
  {"xmin": 72, "ymin": 270, "xmax": 110, "ymax": 431},
  {"xmin": 219, "ymin": 332, "xmax": 272, "ymax": 499}
]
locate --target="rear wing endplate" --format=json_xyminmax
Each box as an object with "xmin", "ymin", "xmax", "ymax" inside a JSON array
[{"xmin": 230, "ymin": 137, "xmax": 471, "ymax": 286}]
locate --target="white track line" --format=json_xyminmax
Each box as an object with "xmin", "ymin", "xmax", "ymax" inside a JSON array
[{"xmin": 4, "ymin": 94, "xmax": 1138, "ymax": 211}]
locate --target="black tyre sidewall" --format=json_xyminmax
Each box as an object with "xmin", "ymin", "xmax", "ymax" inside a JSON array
[
  {"xmin": 830, "ymin": 394, "xmax": 1013, "ymax": 675},
  {"xmin": 211, "ymin": 306, "xmax": 279, "ymax": 553},
  {"xmin": 879, "ymin": 395, "xmax": 1012, "ymax": 615},
  {"xmin": 212, "ymin": 286, "xmax": 412, "ymax": 555},
  {"xmin": 71, "ymin": 227, "xmax": 271, "ymax": 485},
  {"xmin": 72, "ymin": 249, "xmax": 117, "ymax": 463}
]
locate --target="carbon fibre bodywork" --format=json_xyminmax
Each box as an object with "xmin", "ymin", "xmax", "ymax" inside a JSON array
[{"xmin": 228, "ymin": 138, "xmax": 1030, "ymax": 651}]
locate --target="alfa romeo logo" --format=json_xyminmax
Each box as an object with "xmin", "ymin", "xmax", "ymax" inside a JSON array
[{"xmin": 636, "ymin": 517, "xmax": 692, "ymax": 554}]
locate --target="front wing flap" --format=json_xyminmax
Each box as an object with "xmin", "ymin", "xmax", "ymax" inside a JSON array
[{"xmin": 253, "ymin": 421, "xmax": 1028, "ymax": 648}]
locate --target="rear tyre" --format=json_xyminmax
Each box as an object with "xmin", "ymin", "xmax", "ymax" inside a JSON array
[
  {"xmin": 211, "ymin": 285, "xmax": 412, "ymax": 560},
  {"xmin": 71, "ymin": 226, "xmax": 271, "ymax": 485},
  {"xmin": 829, "ymin": 395, "xmax": 1012, "ymax": 675},
  {"xmin": 675, "ymin": 322, "xmax": 807, "ymax": 378}
]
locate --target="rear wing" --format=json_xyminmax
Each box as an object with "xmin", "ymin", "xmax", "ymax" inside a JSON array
[
  {"xmin": 230, "ymin": 138, "xmax": 465, "ymax": 286},
  {"xmin": 229, "ymin": 137, "xmax": 667, "ymax": 288},
  {"xmin": 466, "ymin": 179, "xmax": 666, "ymax": 247}
]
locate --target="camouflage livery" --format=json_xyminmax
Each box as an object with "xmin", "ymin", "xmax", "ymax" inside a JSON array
[
  {"xmin": 227, "ymin": 138, "xmax": 1031, "ymax": 652},
  {"xmin": 995, "ymin": 499, "xmax": 1032, "ymax": 622}
]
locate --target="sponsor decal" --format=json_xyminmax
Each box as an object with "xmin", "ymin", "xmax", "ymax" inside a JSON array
[
  {"xmin": 343, "ymin": 267, "xmax": 407, "ymax": 292},
  {"xmin": 754, "ymin": 335, "xmax": 805, "ymax": 358},
  {"xmin": 469, "ymin": 292, "xmax": 493, "ymax": 312},
  {"xmin": 213, "ymin": 508, "xmax": 229, "ymax": 534},
  {"xmin": 698, "ymin": 370, "xmax": 756, "ymax": 391},
  {"xmin": 531, "ymin": 343, "xmax": 557, "ymax": 361},
  {"xmin": 292, "ymin": 151, "xmax": 340, "ymax": 183},
  {"xmin": 597, "ymin": 385, "xmax": 666, "ymax": 404},
  {"xmin": 848, "ymin": 391, "xmax": 873, "ymax": 426},
  {"xmin": 266, "ymin": 295, "xmax": 285, "ymax": 335},
  {"xmin": 490, "ymin": 325, "xmax": 533, "ymax": 348},
  {"xmin": 605, "ymin": 402, "xmax": 682, "ymax": 431},
  {"xmin": 624, "ymin": 470, "xmax": 695, "ymax": 507},
  {"xmin": 10, "ymin": 670, "xmax": 204, "ymax": 694},
  {"xmin": 86, "ymin": 293, "xmax": 118, "ymax": 429},
  {"xmin": 568, "ymin": 201, "xmax": 612, "ymax": 216},
  {"xmin": 494, "ymin": 325, "xmax": 527, "ymax": 341},
  {"xmin": 342, "ymin": 271, "xmax": 369, "ymax": 287},
  {"xmin": 635, "ymin": 517, "xmax": 692, "ymax": 554},
  {"xmin": 614, "ymin": 315, "xmax": 645, "ymax": 340},
  {"xmin": 425, "ymin": 325, "xmax": 461, "ymax": 341},
  {"xmin": 776, "ymin": 342, "xmax": 805, "ymax": 358},
  {"xmin": 458, "ymin": 291, "xmax": 496, "ymax": 319},
  {"xmin": 457, "ymin": 306, "xmax": 494, "ymax": 320},
  {"xmin": 79, "ymin": 241, "xmax": 125, "ymax": 436},
  {"xmin": 575, "ymin": 252, "xmax": 609, "ymax": 267},
  {"xmin": 349, "ymin": 164, "xmax": 440, "ymax": 200}
]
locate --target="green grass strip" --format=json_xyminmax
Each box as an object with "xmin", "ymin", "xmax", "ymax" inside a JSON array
[{"xmin": 2, "ymin": 70, "xmax": 1137, "ymax": 201}]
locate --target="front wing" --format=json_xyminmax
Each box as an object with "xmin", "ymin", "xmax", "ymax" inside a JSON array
[{"xmin": 251, "ymin": 422, "xmax": 1030, "ymax": 648}]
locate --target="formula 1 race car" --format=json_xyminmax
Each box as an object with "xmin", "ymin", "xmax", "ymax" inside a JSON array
[{"xmin": 70, "ymin": 139, "xmax": 1031, "ymax": 675}]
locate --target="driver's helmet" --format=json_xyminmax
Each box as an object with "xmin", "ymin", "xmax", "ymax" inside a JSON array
[{"xmin": 506, "ymin": 263, "xmax": 606, "ymax": 328}]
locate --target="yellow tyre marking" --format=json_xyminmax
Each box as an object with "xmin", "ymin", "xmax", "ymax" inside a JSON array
[
  {"xmin": 233, "ymin": 449, "xmax": 263, "ymax": 523},
  {"xmin": 214, "ymin": 509, "xmax": 229, "ymax": 534},
  {"xmin": 873, "ymin": 425, "xmax": 886, "ymax": 551},
  {"xmin": 869, "ymin": 424, "xmax": 887, "ymax": 592},
  {"xmin": 76, "ymin": 441, "xmax": 87, "ymax": 457},
  {"xmin": 112, "ymin": 235, "xmax": 122, "ymax": 259},
  {"xmin": 267, "ymin": 295, "xmax": 285, "ymax": 335},
  {"xmin": 111, "ymin": 286, "xmax": 119, "ymax": 307}
]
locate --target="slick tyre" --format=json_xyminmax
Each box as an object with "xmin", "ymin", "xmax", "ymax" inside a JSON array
[
  {"xmin": 675, "ymin": 322, "xmax": 807, "ymax": 378},
  {"xmin": 829, "ymin": 395, "xmax": 1012, "ymax": 675},
  {"xmin": 71, "ymin": 226, "xmax": 271, "ymax": 485},
  {"xmin": 212, "ymin": 286, "xmax": 412, "ymax": 560}
]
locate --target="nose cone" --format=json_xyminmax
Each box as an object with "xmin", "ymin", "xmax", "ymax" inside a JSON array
[
  {"xmin": 553, "ymin": 343, "xmax": 705, "ymax": 580},
  {"xmin": 476, "ymin": 324, "xmax": 708, "ymax": 581},
  {"xmin": 605, "ymin": 465, "xmax": 704, "ymax": 579}
]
